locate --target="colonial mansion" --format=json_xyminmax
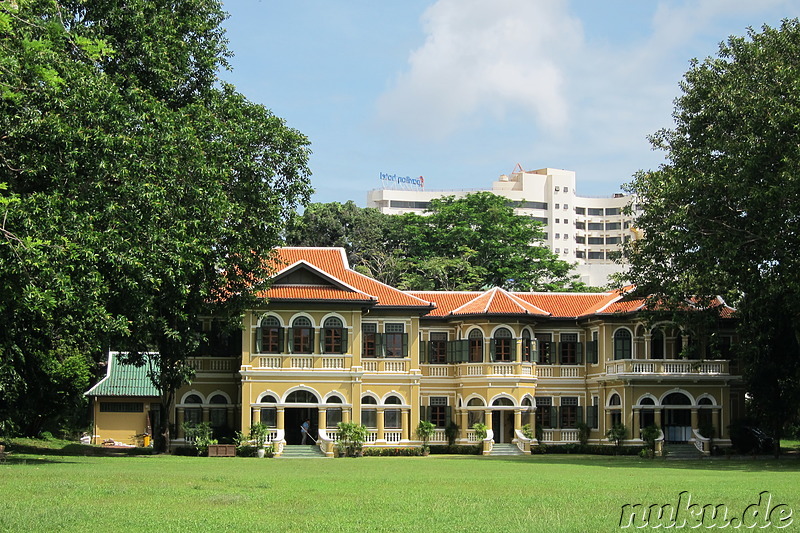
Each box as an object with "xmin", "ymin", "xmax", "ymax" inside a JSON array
[{"xmin": 87, "ymin": 247, "xmax": 743, "ymax": 456}]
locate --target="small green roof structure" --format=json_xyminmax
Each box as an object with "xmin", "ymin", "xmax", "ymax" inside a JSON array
[{"xmin": 85, "ymin": 352, "xmax": 159, "ymax": 397}]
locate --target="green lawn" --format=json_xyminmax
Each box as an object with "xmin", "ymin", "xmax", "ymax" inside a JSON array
[{"xmin": 1, "ymin": 443, "xmax": 799, "ymax": 532}]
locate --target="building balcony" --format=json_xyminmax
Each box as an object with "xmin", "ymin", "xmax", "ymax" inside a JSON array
[
  {"xmin": 186, "ymin": 357, "xmax": 238, "ymax": 373},
  {"xmin": 535, "ymin": 365, "xmax": 584, "ymax": 379},
  {"xmin": 604, "ymin": 359, "xmax": 729, "ymax": 377},
  {"xmin": 250, "ymin": 353, "xmax": 352, "ymax": 371},
  {"xmin": 420, "ymin": 362, "xmax": 536, "ymax": 378}
]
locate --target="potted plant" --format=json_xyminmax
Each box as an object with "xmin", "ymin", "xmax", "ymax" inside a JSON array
[
  {"xmin": 336, "ymin": 421, "xmax": 368, "ymax": 457},
  {"xmin": 416, "ymin": 420, "xmax": 436, "ymax": 455},
  {"xmin": 472, "ymin": 422, "xmax": 488, "ymax": 440},
  {"xmin": 249, "ymin": 422, "xmax": 269, "ymax": 458}
]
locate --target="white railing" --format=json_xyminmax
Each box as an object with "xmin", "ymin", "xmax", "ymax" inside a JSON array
[
  {"xmin": 467, "ymin": 365, "xmax": 483, "ymax": 376},
  {"xmin": 492, "ymin": 364, "xmax": 514, "ymax": 375},
  {"xmin": 692, "ymin": 428, "xmax": 710, "ymax": 455},
  {"xmin": 318, "ymin": 429, "xmax": 337, "ymax": 457},
  {"xmin": 385, "ymin": 360, "xmax": 406, "ymax": 372},
  {"xmin": 290, "ymin": 356, "xmax": 313, "ymax": 369},
  {"xmin": 514, "ymin": 429, "xmax": 533, "ymax": 453},
  {"xmin": 561, "ymin": 367, "xmax": 580, "ymax": 377},
  {"xmin": 258, "ymin": 357, "xmax": 282, "ymax": 369},
  {"xmin": 427, "ymin": 366, "xmax": 451, "ymax": 377},
  {"xmin": 365, "ymin": 431, "xmax": 378, "ymax": 443},
  {"xmin": 466, "ymin": 429, "xmax": 480, "ymax": 443},
  {"xmin": 538, "ymin": 366, "xmax": 554, "ymax": 377},
  {"xmin": 430, "ymin": 429, "xmax": 447, "ymax": 443},
  {"xmin": 363, "ymin": 360, "xmax": 378, "ymax": 372},
  {"xmin": 270, "ymin": 428, "xmax": 285, "ymax": 456},
  {"xmin": 542, "ymin": 430, "xmax": 554, "ymax": 442},
  {"xmin": 186, "ymin": 357, "xmax": 236, "ymax": 372},
  {"xmin": 322, "ymin": 357, "xmax": 345, "ymax": 369},
  {"xmin": 483, "ymin": 429, "xmax": 494, "ymax": 455},
  {"xmin": 385, "ymin": 430, "xmax": 402, "ymax": 443},
  {"xmin": 606, "ymin": 359, "xmax": 729, "ymax": 376},
  {"xmin": 521, "ymin": 365, "xmax": 533, "ymax": 375},
  {"xmin": 561, "ymin": 430, "xmax": 579, "ymax": 443}
]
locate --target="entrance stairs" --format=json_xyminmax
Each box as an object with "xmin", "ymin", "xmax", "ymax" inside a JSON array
[
  {"xmin": 279, "ymin": 445, "xmax": 328, "ymax": 458},
  {"xmin": 664, "ymin": 443, "xmax": 703, "ymax": 459},
  {"xmin": 489, "ymin": 443, "xmax": 526, "ymax": 457}
]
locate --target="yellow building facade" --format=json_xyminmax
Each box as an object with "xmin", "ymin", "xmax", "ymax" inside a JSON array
[{"xmin": 89, "ymin": 247, "xmax": 743, "ymax": 455}]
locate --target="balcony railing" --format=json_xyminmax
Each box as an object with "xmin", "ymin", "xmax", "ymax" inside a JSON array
[
  {"xmin": 605, "ymin": 359, "xmax": 729, "ymax": 376},
  {"xmin": 535, "ymin": 365, "xmax": 584, "ymax": 378},
  {"xmin": 362, "ymin": 359, "xmax": 408, "ymax": 373},
  {"xmin": 251, "ymin": 354, "xmax": 351, "ymax": 371},
  {"xmin": 185, "ymin": 357, "xmax": 237, "ymax": 372}
]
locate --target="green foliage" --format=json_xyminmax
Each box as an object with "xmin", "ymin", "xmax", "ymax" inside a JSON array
[
  {"xmin": 181, "ymin": 422, "xmax": 216, "ymax": 456},
  {"xmin": 336, "ymin": 421, "xmax": 369, "ymax": 457},
  {"xmin": 361, "ymin": 447, "xmax": 424, "ymax": 457},
  {"xmin": 622, "ymin": 19, "xmax": 800, "ymax": 456},
  {"xmin": 471, "ymin": 422, "xmax": 488, "ymax": 440},
  {"xmin": 444, "ymin": 421, "xmax": 459, "ymax": 446},
  {"xmin": 576, "ymin": 422, "xmax": 590, "ymax": 446},
  {"xmin": 521, "ymin": 424, "xmax": 534, "ymax": 440},
  {"xmin": 247, "ymin": 423, "xmax": 270, "ymax": 449},
  {"xmin": 287, "ymin": 193, "xmax": 584, "ymax": 291},
  {"xmin": 605, "ymin": 423, "xmax": 627, "ymax": 453},
  {"xmin": 415, "ymin": 420, "xmax": 436, "ymax": 451},
  {"xmin": 428, "ymin": 444, "xmax": 482, "ymax": 455},
  {"xmin": 640, "ymin": 425, "xmax": 660, "ymax": 457},
  {"xmin": 0, "ymin": 0, "xmax": 311, "ymax": 442}
]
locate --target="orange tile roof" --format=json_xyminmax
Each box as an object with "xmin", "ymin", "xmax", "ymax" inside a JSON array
[
  {"xmin": 515, "ymin": 292, "xmax": 614, "ymax": 318},
  {"xmin": 449, "ymin": 287, "xmax": 549, "ymax": 316},
  {"xmin": 406, "ymin": 291, "xmax": 482, "ymax": 317},
  {"xmin": 262, "ymin": 248, "xmax": 435, "ymax": 309},
  {"xmin": 263, "ymin": 285, "xmax": 376, "ymax": 302}
]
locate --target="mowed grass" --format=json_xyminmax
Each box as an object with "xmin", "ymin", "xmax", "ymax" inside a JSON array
[{"xmin": 1, "ymin": 448, "xmax": 799, "ymax": 532}]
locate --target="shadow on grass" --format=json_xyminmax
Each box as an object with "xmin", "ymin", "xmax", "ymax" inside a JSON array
[
  {"xmin": 6, "ymin": 442, "xmax": 154, "ymax": 457},
  {"xmin": 472, "ymin": 453, "xmax": 800, "ymax": 472},
  {"xmin": 1, "ymin": 456, "xmax": 82, "ymax": 465}
]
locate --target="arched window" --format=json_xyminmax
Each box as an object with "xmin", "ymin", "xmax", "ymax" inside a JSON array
[
  {"xmin": 650, "ymin": 328, "xmax": 664, "ymax": 359},
  {"xmin": 521, "ymin": 330, "xmax": 532, "ymax": 362},
  {"xmin": 286, "ymin": 390, "xmax": 318, "ymax": 403},
  {"xmin": 492, "ymin": 397, "xmax": 514, "ymax": 406},
  {"xmin": 639, "ymin": 397, "xmax": 656, "ymax": 429},
  {"xmin": 613, "ymin": 329, "xmax": 632, "ymax": 360},
  {"xmin": 608, "ymin": 393, "xmax": 621, "ymax": 406},
  {"xmin": 326, "ymin": 395, "xmax": 343, "ymax": 428},
  {"xmin": 184, "ymin": 394, "xmax": 202, "ymax": 425},
  {"xmin": 469, "ymin": 329, "xmax": 484, "ymax": 363},
  {"xmin": 361, "ymin": 395, "xmax": 377, "ymax": 428},
  {"xmin": 492, "ymin": 328, "xmax": 514, "ymax": 362},
  {"xmin": 258, "ymin": 316, "xmax": 282, "ymax": 353},
  {"xmin": 467, "ymin": 397, "xmax": 484, "ymax": 426},
  {"xmin": 209, "ymin": 394, "xmax": 228, "ymax": 428},
  {"xmin": 291, "ymin": 316, "xmax": 313, "ymax": 354},
  {"xmin": 385, "ymin": 395, "xmax": 402, "ymax": 429},
  {"xmin": 323, "ymin": 316, "xmax": 346, "ymax": 354},
  {"xmin": 663, "ymin": 392, "xmax": 692, "ymax": 405},
  {"xmin": 259, "ymin": 395, "xmax": 277, "ymax": 427}
]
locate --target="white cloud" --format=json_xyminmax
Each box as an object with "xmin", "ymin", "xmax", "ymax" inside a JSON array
[{"xmin": 375, "ymin": 0, "xmax": 583, "ymax": 140}]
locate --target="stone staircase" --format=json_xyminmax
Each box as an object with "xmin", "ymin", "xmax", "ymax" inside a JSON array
[
  {"xmin": 664, "ymin": 443, "xmax": 703, "ymax": 459},
  {"xmin": 489, "ymin": 443, "xmax": 526, "ymax": 456},
  {"xmin": 279, "ymin": 445, "xmax": 328, "ymax": 458}
]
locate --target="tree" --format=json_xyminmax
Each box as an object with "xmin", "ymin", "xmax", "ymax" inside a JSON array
[
  {"xmin": 622, "ymin": 20, "xmax": 800, "ymax": 455},
  {"xmin": 0, "ymin": 0, "xmax": 311, "ymax": 446},
  {"xmin": 391, "ymin": 192, "xmax": 576, "ymax": 291}
]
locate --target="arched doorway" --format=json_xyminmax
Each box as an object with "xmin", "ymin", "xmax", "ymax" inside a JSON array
[
  {"xmin": 490, "ymin": 397, "xmax": 515, "ymax": 443},
  {"xmin": 663, "ymin": 392, "xmax": 692, "ymax": 443},
  {"xmin": 285, "ymin": 390, "xmax": 318, "ymax": 444}
]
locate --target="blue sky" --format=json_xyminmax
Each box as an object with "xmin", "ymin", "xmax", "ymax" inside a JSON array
[{"xmin": 219, "ymin": 0, "xmax": 800, "ymax": 205}]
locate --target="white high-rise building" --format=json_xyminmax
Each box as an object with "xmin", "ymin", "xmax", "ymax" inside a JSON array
[{"xmin": 367, "ymin": 166, "xmax": 636, "ymax": 287}]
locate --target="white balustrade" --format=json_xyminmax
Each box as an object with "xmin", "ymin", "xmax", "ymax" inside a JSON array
[
  {"xmin": 365, "ymin": 431, "xmax": 378, "ymax": 443},
  {"xmin": 430, "ymin": 429, "xmax": 447, "ymax": 443},
  {"xmin": 467, "ymin": 365, "xmax": 484, "ymax": 376},
  {"xmin": 538, "ymin": 366, "xmax": 554, "ymax": 377},
  {"xmin": 663, "ymin": 362, "xmax": 690, "ymax": 373},
  {"xmin": 322, "ymin": 357, "xmax": 345, "ymax": 369},
  {"xmin": 542, "ymin": 430, "xmax": 554, "ymax": 442},
  {"xmin": 385, "ymin": 430, "xmax": 402, "ymax": 443},
  {"xmin": 492, "ymin": 364, "xmax": 514, "ymax": 375},
  {"xmin": 258, "ymin": 357, "xmax": 282, "ymax": 369},
  {"xmin": 522, "ymin": 365, "xmax": 533, "ymax": 375},
  {"xmin": 384, "ymin": 360, "xmax": 406, "ymax": 372},
  {"xmin": 290, "ymin": 357, "xmax": 313, "ymax": 369},
  {"xmin": 466, "ymin": 429, "xmax": 479, "ymax": 443},
  {"xmin": 560, "ymin": 367, "xmax": 580, "ymax": 377},
  {"xmin": 362, "ymin": 360, "xmax": 378, "ymax": 372},
  {"xmin": 561, "ymin": 430, "xmax": 579, "ymax": 443},
  {"xmin": 427, "ymin": 366, "xmax": 450, "ymax": 377},
  {"xmin": 631, "ymin": 362, "xmax": 656, "ymax": 373}
]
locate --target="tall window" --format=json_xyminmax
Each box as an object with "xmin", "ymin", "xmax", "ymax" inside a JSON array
[
  {"xmin": 291, "ymin": 316, "xmax": 313, "ymax": 354},
  {"xmin": 560, "ymin": 397, "xmax": 580, "ymax": 428},
  {"xmin": 260, "ymin": 395, "xmax": 277, "ymax": 427},
  {"xmin": 183, "ymin": 394, "xmax": 202, "ymax": 425},
  {"xmin": 560, "ymin": 333, "xmax": 579, "ymax": 364},
  {"xmin": 429, "ymin": 332, "xmax": 447, "ymax": 364},
  {"xmin": 259, "ymin": 316, "xmax": 282, "ymax": 353},
  {"xmin": 362, "ymin": 323, "xmax": 377, "ymax": 358},
  {"xmin": 469, "ymin": 329, "xmax": 484, "ymax": 362},
  {"xmin": 384, "ymin": 323, "xmax": 405, "ymax": 357},
  {"xmin": 535, "ymin": 333, "xmax": 552, "ymax": 364},
  {"xmin": 208, "ymin": 394, "xmax": 228, "ymax": 429},
  {"xmin": 613, "ymin": 329, "xmax": 632, "ymax": 360},
  {"xmin": 493, "ymin": 328, "xmax": 513, "ymax": 362},
  {"xmin": 467, "ymin": 398, "xmax": 484, "ymax": 426},
  {"xmin": 522, "ymin": 330, "xmax": 532, "ymax": 362},
  {"xmin": 650, "ymin": 329, "xmax": 664, "ymax": 359},
  {"xmin": 535, "ymin": 397, "xmax": 553, "ymax": 429},
  {"xmin": 429, "ymin": 397, "xmax": 448, "ymax": 428},
  {"xmin": 323, "ymin": 317, "xmax": 345, "ymax": 354},
  {"xmin": 361, "ymin": 396, "xmax": 377, "ymax": 428},
  {"xmin": 326, "ymin": 396, "xmax": 343, "ymax": 429},
  {"xmin": 385, "ymin": 395, "xmax": 402, "ymax": 429}
]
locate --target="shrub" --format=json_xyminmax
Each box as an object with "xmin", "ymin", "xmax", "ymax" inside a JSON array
[
  {"xmin": 336, "ymin": 421, "xmax": 369, "ymax": 457},
  {"xmin": 521, "ymin": 424, "xmax": 534, "ymax": 440},
  {"xmin": 429, "ymin": 444, "xmax": 481, "ymax": 455},
  {"xmin": 531, "ymin": 444, "xmax": 644, "ymax": 456},
  {"xmin": 181, "ymin": 422, "xmax": 217, "ymax": 456},
  {"xmin": 471, "ymin": 422, "xmax": 487, "ymax": 440},
  {"xmin": 444, "ymin": 422, "xmax": 459, "ymax": 446},
  {"xmin": 362, "ymin": 447, "xmax": 424, "ymax": 457}
]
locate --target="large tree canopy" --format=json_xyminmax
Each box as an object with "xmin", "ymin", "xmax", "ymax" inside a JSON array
[
  {"xmin": 288, "ymin": 193, "xmax": 584, "ymax": 292},
  {"xmin": 622, "ymin": 19, "xmax": 800, "ymax": 452},
  {"xmin": 0, "ymin": 0, "xmax": 312, "ymax": 444}
]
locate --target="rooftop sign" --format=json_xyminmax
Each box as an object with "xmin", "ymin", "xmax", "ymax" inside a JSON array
[{"xmin": 380, "ymin": 172, "xmax": 424, "ymax": 190}]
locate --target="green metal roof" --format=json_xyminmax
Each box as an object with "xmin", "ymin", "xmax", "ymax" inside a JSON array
[{"xmin": 85, "ymin": 352, "xmax": 160, "ymax": 397}]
